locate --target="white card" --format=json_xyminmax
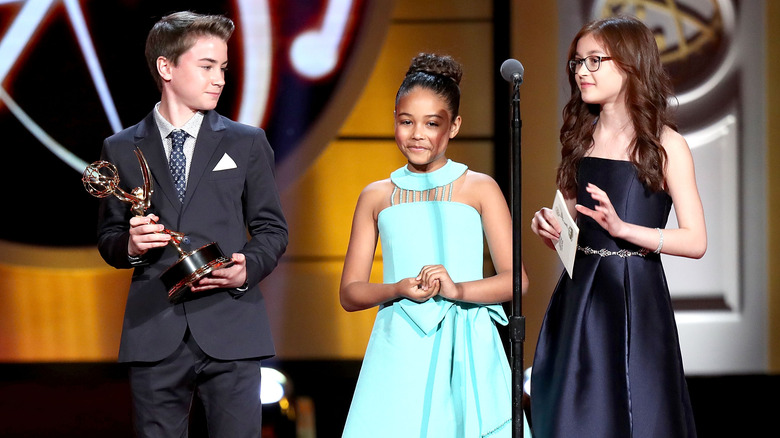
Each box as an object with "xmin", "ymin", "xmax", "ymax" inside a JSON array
[{"xmin": 553, "ymin": 189, "xmax": 579, "ymax": 279}]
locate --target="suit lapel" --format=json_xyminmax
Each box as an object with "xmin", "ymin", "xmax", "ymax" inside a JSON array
[
  {"xmin": 133, "ymin": 112, "xmax": 181, "ymax": 210},
  {"xmin": 182, "ymin": 111, "xmax": 226, "ymax": 210}
]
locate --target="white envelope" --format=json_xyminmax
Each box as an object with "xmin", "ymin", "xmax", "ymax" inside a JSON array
[{"xmin": 553, "ymin": 189, "xmax": 579, "ymax": 279}]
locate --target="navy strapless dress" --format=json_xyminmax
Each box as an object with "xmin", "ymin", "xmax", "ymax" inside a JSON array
[{"xmin": 531, "ymin": 157, "xmax": 696, "ymax": 438}]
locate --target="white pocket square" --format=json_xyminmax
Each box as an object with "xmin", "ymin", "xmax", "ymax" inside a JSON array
[{"xmin": 213, "ymin": 153, "xmax": 237, "ymax": 171}]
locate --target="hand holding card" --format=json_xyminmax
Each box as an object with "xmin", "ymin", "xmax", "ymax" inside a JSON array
[{"xmin": 553, "ymin": 190, "xmax": 579, "ymax": 278}]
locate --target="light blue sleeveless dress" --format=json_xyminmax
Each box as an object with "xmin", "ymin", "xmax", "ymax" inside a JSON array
[{"xmin": 343, "ymin": 160, "xmax": 525, "ymax": 437}]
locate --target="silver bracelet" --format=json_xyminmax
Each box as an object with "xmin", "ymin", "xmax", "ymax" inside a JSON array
[{"xmin": 653, "ymin": 228, "xmax": 664, "ymax": 254}]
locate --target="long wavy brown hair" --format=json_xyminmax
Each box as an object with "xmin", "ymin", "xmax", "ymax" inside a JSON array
[{"xmin": 557, "ymin": 15, "xmax": 676, "ymax": 198}]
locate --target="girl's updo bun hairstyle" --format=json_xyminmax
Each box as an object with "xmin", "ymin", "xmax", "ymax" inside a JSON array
[{"xmin": 396, "ymin": 53, "xmax": 462, "ymax": 119}]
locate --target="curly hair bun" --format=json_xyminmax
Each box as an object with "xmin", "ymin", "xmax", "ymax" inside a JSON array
[{"xmin": 406, "ymin": 53, "xmax": 462, "ymax": 85}]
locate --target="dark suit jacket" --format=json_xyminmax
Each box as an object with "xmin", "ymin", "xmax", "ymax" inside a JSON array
[{"xmin": 97, "ymin": 110, "xmax": 288, "ymax": 363}]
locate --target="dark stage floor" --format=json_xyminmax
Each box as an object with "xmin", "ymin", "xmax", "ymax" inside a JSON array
[{"xmin": 0, "ymin": 361, "xmax": 776, "ymax": 437}]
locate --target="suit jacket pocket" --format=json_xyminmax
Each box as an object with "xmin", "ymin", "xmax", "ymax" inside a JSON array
[{"xmin": 209, "ymin": 167, "xmax": 242, "ymax": 181}]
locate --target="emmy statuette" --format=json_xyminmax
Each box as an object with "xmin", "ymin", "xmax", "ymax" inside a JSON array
[{"xmin": 82, "ymin": 148, "xmax": 234, "ymax": 303}]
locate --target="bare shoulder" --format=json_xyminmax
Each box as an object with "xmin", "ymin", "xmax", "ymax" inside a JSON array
[
  {"xmin": 359, "ymin": 178, "xmax": 394, "ymax": 202},
  {"xmin": 458, "ymin": 170, "xmax": 505, "ymax": 212},
  {"xmin": 660, "ymin": 126, "xmax": 697, "ymax": 184},
  {"xmin": 660, "ymin": 126, "xmax": 691, "ymax": 156},
  {"xmin": 461, "ymin": 169, "xmax": 500, "ymax": 188},
  {"xmin": 356, "ymin": 178, "xmax": 393, "ymax": 217},
  {"xmin": 361, "ymin": 178, "xmax": 393, "ymax": 194}
]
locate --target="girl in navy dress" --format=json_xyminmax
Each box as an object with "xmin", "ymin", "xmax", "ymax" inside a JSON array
[{"xmin": 530, "ymin": 15, "xmax": 706, "ymax": 438}]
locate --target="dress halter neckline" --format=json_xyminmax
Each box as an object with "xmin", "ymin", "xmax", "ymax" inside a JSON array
[{"xmin": 390, "ymin": 160, "xmax": 468, "ymax": 191}]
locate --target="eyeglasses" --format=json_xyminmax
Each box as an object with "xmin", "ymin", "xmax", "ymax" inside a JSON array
[{"xmin": 568, "ymin": 55, "xmax": 613, "ymax": 73}]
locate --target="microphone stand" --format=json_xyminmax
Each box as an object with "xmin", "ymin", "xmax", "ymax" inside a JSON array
[{"xmin": 509, "ymin": 74, "xmax": 526, "ymax": 438}]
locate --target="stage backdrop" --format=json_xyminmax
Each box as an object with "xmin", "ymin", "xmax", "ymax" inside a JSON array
[
  {"xmin": 551, "ymin": 0, "xmax": 770, "ymax": 375},
  {"xmin": 0, "ymin": 0, "xmax": 508, "ymax": 363},
  {"xmin": 4, "ymin": 0, "xmax": 778, "ymax": 372},
  {"xmin": 0, "ymin": 0, "xmax": 394, "ymax": 361}
]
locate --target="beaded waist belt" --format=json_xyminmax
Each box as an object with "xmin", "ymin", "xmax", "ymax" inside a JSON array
[{"xmin": 577, "ymin": 245, "xmax": 649, "ymax": 258}]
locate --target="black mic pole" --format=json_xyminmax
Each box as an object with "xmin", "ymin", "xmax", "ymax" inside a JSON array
[{"xmin": 500, "ymin": 58, "xmax": 525, "ymax": 438}]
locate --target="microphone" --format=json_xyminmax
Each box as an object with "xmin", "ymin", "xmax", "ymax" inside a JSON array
[
  {"xmin": 500, "ymin": 58, "xmax": 524, "ymax": 84},
  {"xmin": 501, "ymin": 56, "xmax": 526, "ymax": 437}
]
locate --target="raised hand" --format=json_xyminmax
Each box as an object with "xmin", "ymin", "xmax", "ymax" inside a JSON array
[{"xmin": 575, "ymin": 183, "xmax": 627, "ymax": 238}]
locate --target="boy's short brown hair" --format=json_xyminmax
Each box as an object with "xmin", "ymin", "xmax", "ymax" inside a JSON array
[{"xmin": 145, "ymin": 11, "xmax": 234, "ymax": 91}]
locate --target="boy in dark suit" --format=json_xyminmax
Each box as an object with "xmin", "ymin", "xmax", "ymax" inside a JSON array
[{"xmin": 96, "ymin": 11, "xmax": 288, "ymax": 437}]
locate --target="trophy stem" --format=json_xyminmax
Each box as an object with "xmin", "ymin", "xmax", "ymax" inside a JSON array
[
  {"xmin": 144, "ymin": 216, "xmax": 188, "ymax": 256},
  {"xmin": 171, "ymin": 241, "xmax": 188, "ymax": 257}
]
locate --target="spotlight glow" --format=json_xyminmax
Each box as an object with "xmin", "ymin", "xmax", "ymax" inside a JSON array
[{"xmin": 260, "ymin": 367, "xmax": 288, "ymax": 405}]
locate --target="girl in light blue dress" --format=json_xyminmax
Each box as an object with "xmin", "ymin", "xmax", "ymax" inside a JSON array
[{"xmin": 340, "ymin": 53, "xmax": 530, "ymax": 437}]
